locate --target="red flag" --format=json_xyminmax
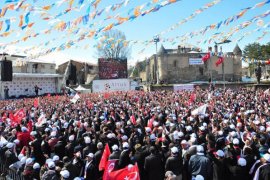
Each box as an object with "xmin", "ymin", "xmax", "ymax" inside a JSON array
[
  {"xmin": 215, "ymin": 56, "xmax": 224, "ymax": 67},
  {"xmin": 13, "ymin": 109, "xmax": 26, "ymax": 124},
  {"xmin": 147, "ymin": 116, "xmax": 155, "ymax": 128},
  {"xmin": 104, "ymin": 92, "xmax": 110, "ymax": 99},
  {"xmin": 108, "ymin": 163, "xmax": 140, "ymax": 180},
  {"xmin": 99, "ymin": 144, "xmax": 111, "ymax": 171},
  {"xmin": 47, "ymin": 93, "xmax": 51, "ymax": 97},
  {"xmin": 103, "ymin": 159, "xmax": 118, "ymax": 180},
  {"xmin": 9, "ymin": 112, "xmax": 18, "ymax": 126},
  {"xmin": 131, "ymin": 115, "xmax": 136, "ymax": 125},
  {"xmin": 33, "ymin": 98, "xmax": 39, "ymax": 108},
  {"xmin": 189, "ymin": 93, "xmax": 196, "ymax": 103},
  {"xmin": 202, "ymin": 52, "xmax": 211, "ymax": 62}
]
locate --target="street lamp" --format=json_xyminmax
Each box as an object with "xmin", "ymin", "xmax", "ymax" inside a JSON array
[{"xmin": 153, "ymin": 35, "xmax": 160, "ymax": 84}]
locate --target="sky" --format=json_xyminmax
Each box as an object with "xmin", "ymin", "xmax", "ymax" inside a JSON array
[{"xmin": 0, "ymin": 0, "xmax": 270, "ymax": 67}]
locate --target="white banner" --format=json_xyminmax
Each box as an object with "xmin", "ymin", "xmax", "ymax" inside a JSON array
[
  {"xmin": 191, "ymin": 104, "xmax": 208, "ymax": 116},
  {"xmin": 189, "ymin": 58, "xmax": 203, "ymax": 65},
  {"xmin": 93, "ymin": 79, "xmax": 130, "ymax": 93},
  {"xmin": 173, "ymin": 84, "xmax": 194, "ymax": 91},
  {"xmin": 70, "ymin": 93, "xmax": 80, "ymax": 103}
]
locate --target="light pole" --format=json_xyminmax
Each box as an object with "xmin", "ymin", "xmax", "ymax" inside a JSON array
[{"xmin": 153, "ymin": 35, "xmax": 160, "ymax": 84}]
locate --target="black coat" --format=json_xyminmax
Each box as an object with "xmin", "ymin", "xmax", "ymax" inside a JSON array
[
  {"xmin": 144, "ymin": 154, "xmax": 164, "ymax": 180},
  {"xmin": 165, "ymin": 155, "xmax": 183, "ymax": 176},
  {"xmin": 109, "ymin": 150, "xmax": 121, "ymax": 160},
  {"xmin": 118, "ymin": 149, "xmax": 131, "ymax": 169},
  {"xmin": 133, "ymin": 149, "xmax": 147, "ymax": 180},
  {"xmin": 72, "ymin": 158, "xmax": 84, "ymax": 177},
  {"xmin": 31, "ymin": 139, "xmax": 46, "ymax": 165},
  {"xmin": 212, "ymin": 158, "xmax": 229, "ymax": 180},
  {"xmin": 41, "ymin": 140, "xmax": 51, "ymax": 157},
  {"xmin": 83, "ymin": 161, "xmax": 98, "ymax": 180},
  {"xmin": 227, "ymin": 164, "xmax": 248, "ymax": 180},
  {"xmin": 95, "ymin": 149, "xmax": 103, "ymax": 166},
  {"xmin": 4, "ymin": 149, "xmax": 18, "ymax": 168},
  {"xmin": 65, "ymin": 142, "xmax": 75, "ymax": 159},
  {"xmin": 259, "ymin": 164, "xmax": 270, "ymax": 180},
  {"xmin": 54, "ymin": 141, "xmax": 66, "ymax": 160},
  {"xmin": 64, "ymin": 162, "xmax": 78, "ymax": 179},
  {"xmin": 82, "ymin": 145, "xmax": 94, "ymax": 159}
]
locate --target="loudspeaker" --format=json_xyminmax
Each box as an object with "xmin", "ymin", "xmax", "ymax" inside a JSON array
[
  {"xmin": 1, "ymin": 60, "xmax": 13, "ymax": 81},
  {"xmin": 69, "ymin": 63, "xmax": 77, "ymax": 84}
]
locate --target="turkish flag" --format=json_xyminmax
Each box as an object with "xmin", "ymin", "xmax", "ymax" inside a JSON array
[
  {"xmin": 99, "ymin": 143, "xmax": 111, "ymax": 171},
  {"xmin": 13, "ymin": 109, "xmax": 26, "ymax": 124},
  {"xmin": 202, "ymin": 52, "xmax": 211, "ymax": 62},
  {"xmin": 9, "ymin": 112, "xmax": 18, "ymax": 126},
  {"xmin": 103, "ymin": 159, "xmax": 118, "ymax": 180},
  {"xmin": 130, "ymin": 115, "xmax": 136, "ymax": 125},
  {"xmin": 33, "ymin": 98, "xmax": 39, "ymax": 108},
  {"xmin": 216, "ymin": 57, "xmax": 224, "ymax": 67},
  {"xmin": 108, "ymin": 163, "xmax": 140, "ymax": 180}
]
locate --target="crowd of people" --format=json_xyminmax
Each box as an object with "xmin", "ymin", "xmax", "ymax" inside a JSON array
[{"xmin": 0, "ymin": 87, "xmax": 270, "ymax": 180}]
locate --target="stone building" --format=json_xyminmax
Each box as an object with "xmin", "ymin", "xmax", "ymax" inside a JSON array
[
  {"xmin": 144, "ymin": 44, "xmax": 242, "ymax": 84},
  {"xmin": 57, "ymin": 60, "xmax": 98, "ymax": 85}
]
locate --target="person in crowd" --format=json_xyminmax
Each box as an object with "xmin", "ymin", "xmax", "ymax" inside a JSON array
[
  {"xmin": 144, "ymin": 146, "xmax": 164, "ymax": 180},
  {"xmin": 165, "ymin": 146, "xmax": 183, "ymax": 180},
  {"xmin": 188, "ymin": 145, "xmax": 212, "ymax": 180},
  {"xmin": 2, "ymin": 88, "xmax": 270, "ymax": 180}
]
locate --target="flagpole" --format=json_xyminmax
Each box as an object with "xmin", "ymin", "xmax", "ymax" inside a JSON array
[
  {"xmin": 210, "ymin": 54, "xmax": 213, "ymax": 83},
  {"xmin": 221, "ymin": 46, "xmax": 225, "ymax": 90}
]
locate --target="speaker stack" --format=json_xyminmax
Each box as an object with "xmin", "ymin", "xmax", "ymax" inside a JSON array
[{"xmin": 0, "ymin": 60, "xmax": 13, "ymax": 81}]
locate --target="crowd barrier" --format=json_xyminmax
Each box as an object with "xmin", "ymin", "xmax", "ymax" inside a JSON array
[{"xmin": 0, "ymin": 158, "xmax": 24, "ymax": 180}]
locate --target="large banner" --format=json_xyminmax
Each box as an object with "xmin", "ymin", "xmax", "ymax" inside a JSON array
[
  {"xmin": 93, "ymin": 79, "xmax": 130, "ymax": 92},
  {"xmin": 173, "ymin": 84, "xmax": 194, "ymax": 91},
  {"xmin": 189, "ymin": 58, "xmax": 203, "ymax": 65},
  {"xmin": 98, "ymin": 58, "xmax": 128, "ymax": 79}
]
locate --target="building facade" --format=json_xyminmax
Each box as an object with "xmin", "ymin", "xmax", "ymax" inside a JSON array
[
  {"xmin": 144, "ymin": 44, "xmax": 242, "ymax": 84},
  {"xmin": 57, "ymin": 60, "xmax": 98, "ymax": 85}
]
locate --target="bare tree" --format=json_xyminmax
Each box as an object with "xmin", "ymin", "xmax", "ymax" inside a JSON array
[{"xmin": 96, "ymin": 29, "xmax": 131, "ymax": 60}]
